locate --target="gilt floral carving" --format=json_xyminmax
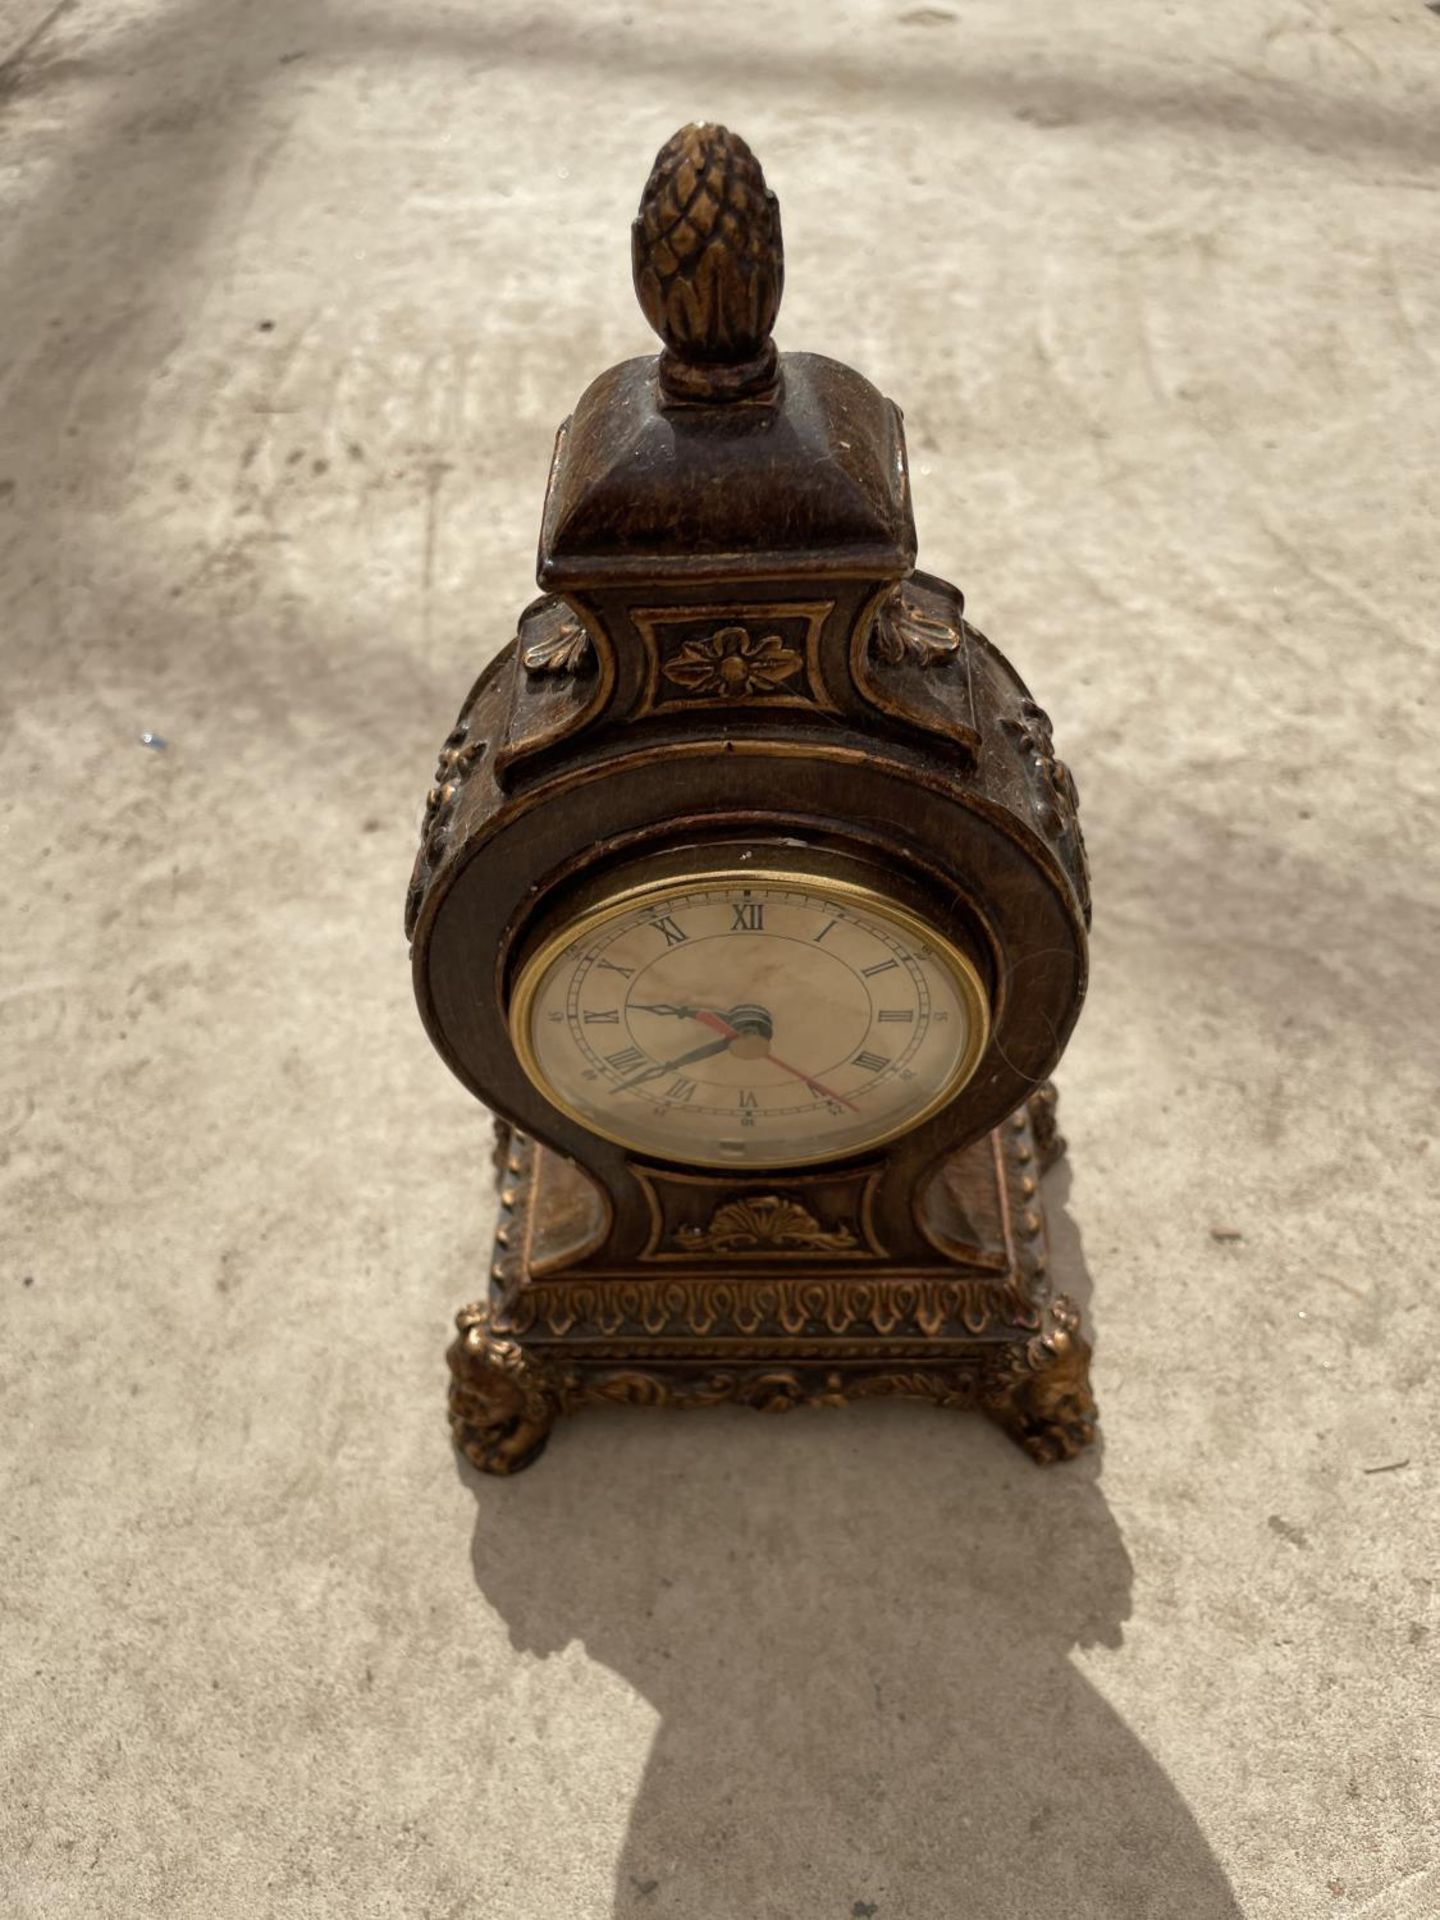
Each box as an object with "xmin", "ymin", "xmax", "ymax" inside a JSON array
[{"xmin": 661, "ymin": 625, "xmax": 803, "ymax": 698}]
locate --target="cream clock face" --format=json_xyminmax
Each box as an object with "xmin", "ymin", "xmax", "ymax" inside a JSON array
[{"xmin": 509, "ymin": 870, "xmax": 989, "ymax": 1169}]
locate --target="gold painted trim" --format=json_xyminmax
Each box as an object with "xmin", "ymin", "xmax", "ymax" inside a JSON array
[{"xmin": 507, "ymin": 866, "xmax": 991, "ymax": 1171}]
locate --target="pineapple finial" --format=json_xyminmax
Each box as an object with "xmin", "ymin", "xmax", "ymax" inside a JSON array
[{"xmin": 631, "ymin": 124, "xmax": 784, "ymax": 405}]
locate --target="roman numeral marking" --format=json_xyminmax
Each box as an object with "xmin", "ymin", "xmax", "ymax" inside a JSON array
[
  {"xmin": 854, "ymin": 1050, "xmax": 889, "ymax": 1074},
  {"xmin": 813, "ymin": 919, "xmax": 840, "ymax": 944},
  {"xmin": 650, "ymin": 916, "xmax": 687, "ymax": 947},
  {"xmin": 731, "ymin": 902, "xmax": 764, "ymax": 931},
  {"xmin": 594, "ymin": 959, "xmax": 634, "ymax": 978},
  {"xmin": 665, "ymin": 1078, "xmax": 697, "ymax": 1103},
  {"xmin": 862, "ymin": 959, "xmax": 899, "ymax": 977},
  {"xmin": 877, "ymin": 1009, "xmax": 914, "ymax": 1023},
  {"xmin": 737, "ymin": 1090, "xmax": 758, "ymax": 1109},
  {"xmin": 606, "ymin": 1046, "xmax": 645, "ymax": 1072},
  {"xmin": 583, "ymin": 1009, "xmax": 620, "ymax": 1023}
]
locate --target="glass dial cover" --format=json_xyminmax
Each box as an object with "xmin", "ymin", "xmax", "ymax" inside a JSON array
[{"xmin": 509, "ymin": 869, "xmax": 990, "ymax": 1169}]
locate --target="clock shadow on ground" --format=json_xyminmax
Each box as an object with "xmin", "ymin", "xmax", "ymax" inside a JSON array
[{"xmin": 461, "ymin": 1166, "xmax": 1241, "ymax": 1920}]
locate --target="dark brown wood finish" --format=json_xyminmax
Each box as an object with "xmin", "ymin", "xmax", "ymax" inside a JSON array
[{"xmin": 407, "ymin": 123, "xmax": 1095, "ymax": 1472}]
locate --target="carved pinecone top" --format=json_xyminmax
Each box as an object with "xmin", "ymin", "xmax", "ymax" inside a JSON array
[{"xmin": 632, "ymin": 123, "xmax": 783, "ymax": 402}]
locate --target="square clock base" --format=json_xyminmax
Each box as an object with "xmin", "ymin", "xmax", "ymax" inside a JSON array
[{"xmin": 447, "ymin": 1086, "xmax": 1096, "ymax": 1475}]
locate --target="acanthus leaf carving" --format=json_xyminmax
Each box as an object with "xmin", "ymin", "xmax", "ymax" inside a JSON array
[
  {"xmin": 521, "ymin": 608, "xmax": 593, "ymax": 675},
  {"xmin": 494, "ymin": 1273, "xmax": 1017, "ymax": 1342},
  {"xmin": 871, "ymin": 580, "xmax": 963, "ymax": 668}
]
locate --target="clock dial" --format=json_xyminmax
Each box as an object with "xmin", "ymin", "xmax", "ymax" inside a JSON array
[{"xmin": 509, "ymin": 870, "xmax": 989, "ymax": 1168}]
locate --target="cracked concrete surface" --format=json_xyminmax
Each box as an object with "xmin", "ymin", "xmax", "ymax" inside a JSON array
[{"xmin": 2, "ymin": 2, "xmax": 1437, "ymax": 1915}]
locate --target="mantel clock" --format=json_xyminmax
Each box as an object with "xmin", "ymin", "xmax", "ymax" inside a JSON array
[{"xmin": 406, "ymin": 126, "xmax": 1097, "ymax": 1474}]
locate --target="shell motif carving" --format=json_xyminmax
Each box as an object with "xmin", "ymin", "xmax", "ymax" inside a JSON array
[{"xmin": 673, "ymin": 1195, "xmax": 861, "ymax": 1256}]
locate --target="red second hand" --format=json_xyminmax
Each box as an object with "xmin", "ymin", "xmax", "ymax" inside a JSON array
[{"xmin": 691, "ymin": 1008, "xmax": 862, "ymax": 1115}]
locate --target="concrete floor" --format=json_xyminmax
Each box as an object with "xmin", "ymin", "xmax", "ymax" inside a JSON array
[{"xmin": 2, "ymin": 2, "xmax": 1437, "ymax": 1914}]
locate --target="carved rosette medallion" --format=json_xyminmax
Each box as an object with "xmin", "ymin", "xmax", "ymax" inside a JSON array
[
  {"xmin": 662, "ymin": 626, "xmax": 801, "ymax": 698},
  {"xmin": 633, "ymin": 602, "xmax": 834, "ymax": 715}
]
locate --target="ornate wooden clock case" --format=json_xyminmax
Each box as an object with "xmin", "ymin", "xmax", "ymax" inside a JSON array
[{"xmin": 407, "ymin": 126, "xmax": 1097, "ymax": 1474}]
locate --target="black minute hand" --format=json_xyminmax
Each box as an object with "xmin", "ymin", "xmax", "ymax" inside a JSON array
[{"xmin": 614, "ymin": 1033, "xmax": 733, "ymax": 1092}]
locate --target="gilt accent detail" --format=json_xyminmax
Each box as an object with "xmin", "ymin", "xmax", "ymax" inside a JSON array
[
  {"xmin": 871, "ymin": 580, "xmax": 963, "ymax": 667},
  {"xmin": 660, "ymin": 626, "xmax": 803, "ymax": 698},
  {"xmin": 673, "ymin": 1195, "xmax": 861, "ymax": 1256}
]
